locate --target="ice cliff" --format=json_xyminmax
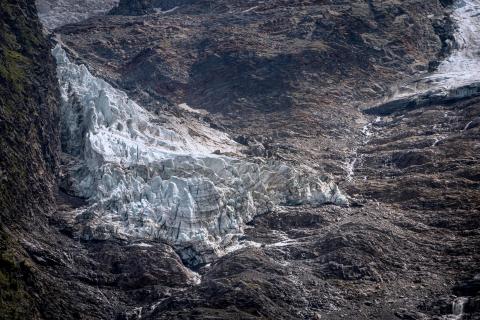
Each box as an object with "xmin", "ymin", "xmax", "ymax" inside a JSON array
[{"xmin": 53, "ymin": 45, "xmax": 347, "ymax": 252}]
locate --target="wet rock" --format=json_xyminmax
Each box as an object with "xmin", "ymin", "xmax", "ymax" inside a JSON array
[{"xmin": 454, "ymin": 277, "xmax": 480, "ymax": 297}]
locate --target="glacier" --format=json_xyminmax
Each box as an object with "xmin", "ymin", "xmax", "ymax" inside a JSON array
[
  {"xmin": 53, "ymin": 45, "xmax": 347, "ymax": 255},
  {"xmin": 393, "ymin": 0, "xmax": 480, "ymax": 98}
]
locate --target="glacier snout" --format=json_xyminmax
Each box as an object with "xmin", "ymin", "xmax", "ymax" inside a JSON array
[{"xmin": 53, "ymin": 45, "xmax": 347, "ymax": 254}]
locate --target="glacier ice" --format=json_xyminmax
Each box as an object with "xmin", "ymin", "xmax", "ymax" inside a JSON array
[
  {"xmin": 53, "ymin": 45, "xmax": 347, "ymax": 254},
  {"xmin": 392, "ymin": 0, "xmax": 480, "ymax": 98},
  {"xmin": 429, "ymin": 0, "xmax": 480, "ymax": 89}
]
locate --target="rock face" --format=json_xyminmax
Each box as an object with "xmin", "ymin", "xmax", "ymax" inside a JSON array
[
  {"xmin": 0, "ymin": 0, "xmax": 60, "ymax": 318},
  {"xmin": 0, "ymin": 0, "xmax": 59, "ymax": 224},
  {"xmin": 58, "ymin": 0, "xmax": 448, "ymax": 117}
]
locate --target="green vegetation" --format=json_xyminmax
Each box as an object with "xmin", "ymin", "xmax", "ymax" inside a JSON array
[
  {"xmin": 0, "ymin": 233, "xmax": 36, "ymax": 320},
  {"xmin": 0, "ymin": 48, "xmax": 29, "ymax": 93},
  {"xmin": 0, "ymin": 0, "xmax": 44, "ymax": 95}
]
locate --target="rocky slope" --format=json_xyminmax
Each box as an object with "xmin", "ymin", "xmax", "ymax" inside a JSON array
[
  {"xmin": 55, "ymin": 0, "xmax": 455, "ymax": 180},
  {"xmin": 0, "ymin": 0, "xmax": 479, "ymax": 319}
]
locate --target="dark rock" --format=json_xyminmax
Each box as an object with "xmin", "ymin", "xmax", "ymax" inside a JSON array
[
  {"xmin": 110, "ymin": 0, "xmax": 196, "ymax": 15},
  {"xmin": 0, "ymin": 0, "xmax": 60, "ymax": 317},
  {"xmin": 110, "ymin": 0, "xmax": 156, "ymax": 15},
  {"xmin": 454, "ymin": 278, "xmax": 480, "ymax": 297}
]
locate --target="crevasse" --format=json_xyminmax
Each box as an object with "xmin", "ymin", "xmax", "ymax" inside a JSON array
[{"xmin": 53, "ymin": 45, "xmax": 347, "ymax": 251}]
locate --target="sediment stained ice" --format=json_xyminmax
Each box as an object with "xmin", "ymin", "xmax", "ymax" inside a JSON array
[
  {"xmin": 36, "ymin": 0, "xmax": 119, "ymax": 30},
  {"xmin": 53, "ymin": 45, "xmax": 347, "ymax": 251}
]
